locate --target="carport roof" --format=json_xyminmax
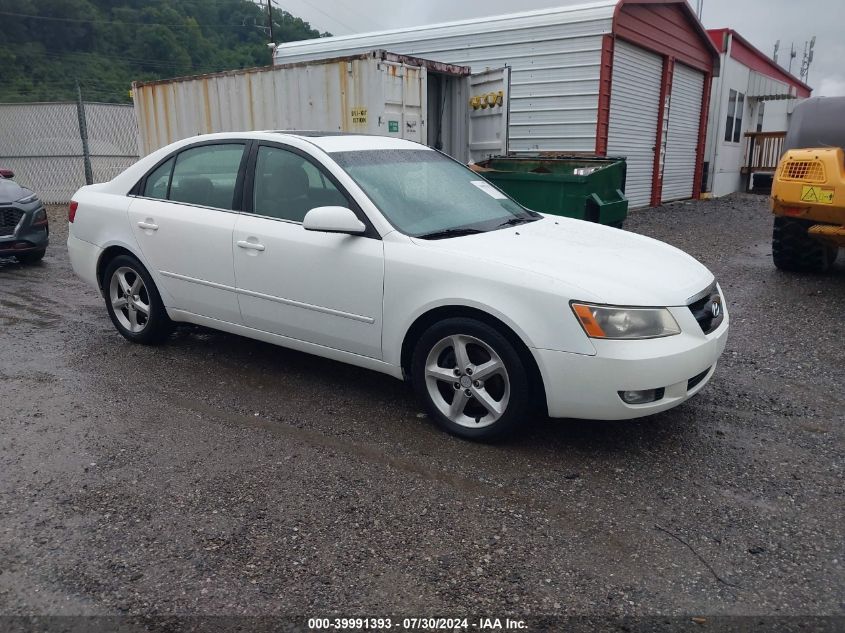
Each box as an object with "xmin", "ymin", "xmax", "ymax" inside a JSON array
[
  {"xmin": 274, "ymin": 1, "xmax": 618, "ymax": 54},
  {"xmin": 274, "ymin": 1, "xmax": 720, "ymax": 75}
]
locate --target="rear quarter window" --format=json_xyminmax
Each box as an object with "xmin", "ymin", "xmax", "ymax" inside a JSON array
[{"xmin": 142, "ymin": 158, "xmax": 174, "ymax": 200}]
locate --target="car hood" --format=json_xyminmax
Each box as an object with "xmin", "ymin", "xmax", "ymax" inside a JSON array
[
  {"xmin": 412, "ymin": 216, "xmax": 714, "ymax": 306},
  {"xmin": 0, "ymin": 178, "xmax": 33, "ymax": 204}
]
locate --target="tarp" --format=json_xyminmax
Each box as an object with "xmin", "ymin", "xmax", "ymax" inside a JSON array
[{"xmin": 784, "ymin": 96, "xmax": 845, "ymax": 152}]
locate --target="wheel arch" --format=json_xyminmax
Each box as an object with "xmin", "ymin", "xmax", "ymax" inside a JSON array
[
  {"xmin": 400, "ymin": 305, "xmax": 547, "ymax": 414},
  {"xmin": 96, "ymin": 245, "xmax": 141, "ymax": 292}
]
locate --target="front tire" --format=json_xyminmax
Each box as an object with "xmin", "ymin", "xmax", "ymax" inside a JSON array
[
  {"xmin": 772, "ymin": 216, "xmax": 837, "ymax": 272},
  {"xmin": 16, "ymin": 248, "xmax": 46, "ymax": 264},
  {"xmin": 411, "ymin": 318, "xmax": 532, "ymax": 441},
  {"xmin": 102, "ymin": 254, "xmax": 173, "ymax": 344}
]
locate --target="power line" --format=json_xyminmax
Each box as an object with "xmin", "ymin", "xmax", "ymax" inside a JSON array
[
  {"xmin": 276, "ymin": 0, "xmax": 355, "ymax": 33},
  {"xmin": 330, "ymin": 0, "xmax": 391, "ymax": 31},
  {"xmin": 27, "ymin": 49, "xmax": 236, "ymax": 72},
  {"xmin": 0, "ymin": 92, "xmax": 131, "ymax": 100},
  {"xmin": 0, "ymin": 9, "xmax": 255, "ymax": 29}
]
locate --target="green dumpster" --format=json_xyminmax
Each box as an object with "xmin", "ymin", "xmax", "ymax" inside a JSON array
[{"xmin": 473, "ymin": 156, "xmax": 629, "ymax": 228}]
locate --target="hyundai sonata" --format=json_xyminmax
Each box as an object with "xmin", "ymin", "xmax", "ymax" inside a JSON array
[{"xmin": 67, "ymin": 132, "xmax": 728, "ymax": 440}]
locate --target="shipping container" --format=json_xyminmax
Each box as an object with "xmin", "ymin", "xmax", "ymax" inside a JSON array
[{"xmin": 131, "ymin": 50, "xmax": 511, "ymax": 163}]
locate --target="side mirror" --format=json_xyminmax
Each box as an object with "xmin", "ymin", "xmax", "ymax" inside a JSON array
[{"xmin": 303, "ymin": 206, "xmax": 366, "ymax": 235}]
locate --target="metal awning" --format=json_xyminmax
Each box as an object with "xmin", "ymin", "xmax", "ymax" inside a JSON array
[{"xmin": 747, "ymin": 70, "xmax": 798, "ymax": 101}]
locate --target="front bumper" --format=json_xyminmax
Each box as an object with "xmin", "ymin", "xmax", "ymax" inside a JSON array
[
  {"xmin": 535, "ymin": 301, "xmax": 729, "ymax": 420},
  {"xmin": 0, "ymin": 204, "xmax": 49, "ymax": 256}
]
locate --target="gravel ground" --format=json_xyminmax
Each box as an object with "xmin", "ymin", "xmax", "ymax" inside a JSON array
[{"xmin": 0, "ymin": 194, "xmax": 842, "ymax": 628}]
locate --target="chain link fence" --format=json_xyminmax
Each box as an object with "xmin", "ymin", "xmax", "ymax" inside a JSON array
[{"xmin": 0, "ymin": 102, "xmax": 139, "ymax": 204}]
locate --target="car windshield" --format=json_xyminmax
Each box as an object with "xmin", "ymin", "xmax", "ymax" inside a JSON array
[{"xmin": 330, "ymin": 149, "xmax": 538, "ymax": 238}]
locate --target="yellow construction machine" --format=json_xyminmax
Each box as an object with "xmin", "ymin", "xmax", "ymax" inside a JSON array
[{"xmin": 771, "ymin": 97, "xmax": 845, "ymax": 272}]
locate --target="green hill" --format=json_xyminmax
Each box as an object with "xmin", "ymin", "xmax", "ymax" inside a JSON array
[{"xmin": 0, "ymin": 0, "xmax": 327, "ymax": 103}]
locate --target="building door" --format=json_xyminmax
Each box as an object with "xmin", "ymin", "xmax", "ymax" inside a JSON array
[
  {"xmin": 606, "ymin": 40, "xmax": 663, "ymax": 208},
  {"xmin": 661, "ymin": 63, "xmax": 705, "ymax": 202}
]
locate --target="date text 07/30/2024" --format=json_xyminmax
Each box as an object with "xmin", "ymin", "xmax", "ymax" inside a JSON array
[{"xmin": 307, "ymin": 617, "xmax": 528, "ymax": 630}]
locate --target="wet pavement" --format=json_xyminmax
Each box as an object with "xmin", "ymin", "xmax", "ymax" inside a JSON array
[{"xmin": 0, "ymin": 194, "xmax": 842, "ymax": 623}]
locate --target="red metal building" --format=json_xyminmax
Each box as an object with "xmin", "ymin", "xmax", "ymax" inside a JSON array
[{"xmin": 597, "ymin": 0, "xmax": 720, "ymax": 206}]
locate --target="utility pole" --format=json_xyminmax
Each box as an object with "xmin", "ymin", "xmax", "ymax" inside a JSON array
[
  {"xmin": 787, "ymin": 42, "xmax": 797, "ymax": 74},
  {"xmin": 75, "ymin": 79, "xmax": 93, "ymax": 186},
  {"xmin": 267, "ymin": 0, "xmax": 275, "ymax": 52},
  {"xmin": 773, "ymin": 40, "xmax": 780, "ymax": 63}
]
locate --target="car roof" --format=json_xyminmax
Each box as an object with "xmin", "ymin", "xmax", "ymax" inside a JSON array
[
  {"xmin": 176, "ymin": 130, "xmax": 432, "ymax": 153},
  {"xmin": 289, "ymin": 132, "xmax": 432, "ymax": 153}
]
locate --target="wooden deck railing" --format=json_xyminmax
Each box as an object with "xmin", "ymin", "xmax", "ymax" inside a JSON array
[{"xmin": 742, "ymin": 131, "xmax": 786, "ymax": 174}]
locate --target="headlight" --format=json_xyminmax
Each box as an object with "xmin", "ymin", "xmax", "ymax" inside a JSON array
[
  {"xmin": 16, "ymin": 193, "xmax": 39, "ymax": 204},
  {"xmin": 32, "ymin": 207, "xmax": 48, "ymax": 226},
  {"xmin": 571, "ymin": 303, "xmax": 680, "ymax": 339}
]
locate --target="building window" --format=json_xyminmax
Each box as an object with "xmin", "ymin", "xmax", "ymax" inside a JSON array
[{"xmin": 724, "ymin": 89, "xmax": 745, "ymax": 143}]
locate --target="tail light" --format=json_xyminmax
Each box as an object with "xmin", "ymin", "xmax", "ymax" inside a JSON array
[{"xmin": 68, "ymin": 200, "xmax": 78, "ymax": 223}]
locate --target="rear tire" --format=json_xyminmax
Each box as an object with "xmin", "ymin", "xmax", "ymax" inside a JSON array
[
  {"xmin": 16, "ymin": 248, "xmax": 46, "ymax": 264},
  {"xmin": 772, "ymin": 216, "xmax": 837, "ymax": 273},
  {"xmin": 102, "ymin": 254, "xmax": 173, "ymax": 345},
  {"xmin": 411, "ymin": 317, "xmax": 532, "ymax": 441}
]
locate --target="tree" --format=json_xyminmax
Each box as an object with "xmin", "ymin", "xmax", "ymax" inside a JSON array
[{"xmin": 0, "ymin": 0, "xmax": 326, "ymax": 103}]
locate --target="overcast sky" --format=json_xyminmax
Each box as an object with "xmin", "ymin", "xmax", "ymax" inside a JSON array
[{"xmin": 278, "ymin": 0, "xmax": 841, "ymax": 96}]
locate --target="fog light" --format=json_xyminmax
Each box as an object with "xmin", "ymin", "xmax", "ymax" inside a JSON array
[{"xmin": 619, "ymin": 388, "xmax": 665, "ymax": 405}]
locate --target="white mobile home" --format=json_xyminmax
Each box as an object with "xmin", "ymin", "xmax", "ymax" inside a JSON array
[
  {"xmin": 273, "ymin": 0, "xmax": 719, "ymax": 208},
  {"xmin": 703, "ymin": 29, "xmax": 812, "ymax": 197}
]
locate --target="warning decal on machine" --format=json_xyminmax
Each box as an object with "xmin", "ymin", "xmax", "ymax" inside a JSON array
[{"xmin": 800, "ymin": 185, "xmax": 834, "ymax": 204}]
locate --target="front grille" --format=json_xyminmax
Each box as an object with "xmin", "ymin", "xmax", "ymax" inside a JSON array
[
  {"xmin": 688, "ymin": 284, "xmax": 724, "ymax": 335},
  {"xmin": 687, "ymin": 367, "xmax": 711, "ymax": 391},
  {"xmin": 0, "ymin": 207, "xmax": 24, "ymax": 234},
  {"xmin": 780, "ymin": 160, "xmax": 825, "ymax": 183}
]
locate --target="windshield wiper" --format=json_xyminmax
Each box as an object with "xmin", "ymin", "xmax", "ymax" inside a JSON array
[
  {"xmin": 495, "ymin": 216, "xmax": 536, "ymax": 229},
  {"xmin": 417, "ymin": 227, "xmax": 485, "ymax": 240}
]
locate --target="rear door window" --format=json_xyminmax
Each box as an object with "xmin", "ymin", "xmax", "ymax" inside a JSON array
[{"xmin": 169, "ymin": 144, "xmax": 245, "ymax": 210}]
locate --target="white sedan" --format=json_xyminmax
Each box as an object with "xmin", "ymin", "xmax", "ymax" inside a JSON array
[{"xmin": 67, "ymin": 132, "xmax": 728, "ymax": 440}]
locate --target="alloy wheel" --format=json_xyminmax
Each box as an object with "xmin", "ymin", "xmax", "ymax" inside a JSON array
[
  {"xmin": 109, "ymin": 266, "xmax": 151, "ymax": 333},
  {"xmin": 424, "ymin": 334, "xmax": 510, "ymax": 428}
]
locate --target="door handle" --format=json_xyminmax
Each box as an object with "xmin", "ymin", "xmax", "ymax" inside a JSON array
[
  {"xmin": 237, "ymin": 240, "xmax": 265, "ymax": 251},
  {"xmin": 137, "ymin": 221, "xmax": 159, "ymax": 231}
]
